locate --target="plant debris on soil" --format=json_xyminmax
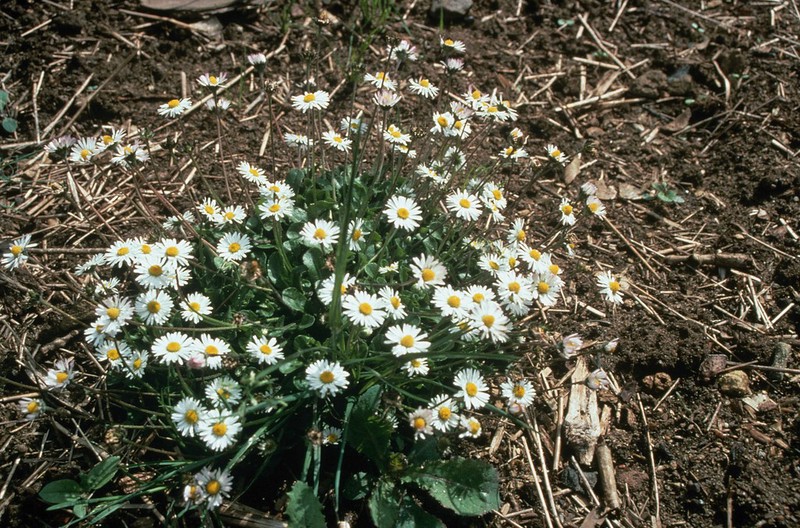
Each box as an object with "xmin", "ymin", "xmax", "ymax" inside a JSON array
[{"xmin": 2, "ymin": 0, "xmax": 800, "ymax": 526}]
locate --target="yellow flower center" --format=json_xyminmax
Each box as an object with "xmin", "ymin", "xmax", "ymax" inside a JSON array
[
  {"xmin": 538, "ymin": 281, "xmax": 549, "ymax": 294},
  {"xmin": 303, "ymin": 93, "xmax": 315, "ymax": 103},
  {"xmin": 609, "ymin": 280, "xmax": 621, "ymax": 293},
  {"xmin": 106, "ymin": 307, "xmax": 121, "ymax": 319},
  {"xmin": 529, "ymin": 249, "xmax": 541, "ymax": 260},
  {"xmin": 469, "ymin": 420, "xmax": 480, "ymax": 434},
  {"xmin": 482, "ymin": 315, "xmax": 495, "ymax": 328},
  {"xmin": 116, "ymin": 247, "xmax": 129, "ymax": 256},
  {"xmin": 551, "ymin": 149, "xmax": 562, "ymax": 158},
  {"xmin": 209, "ymin": 75, "xmax": 217, "ymax": 84},
  {"xmin": 319, "ymin": 370, "xmax": 335, "ymax": 384},
  {"xmin": 549, "ymin": 264, "xmax": 560, "ymax": 275},
  {"xmin": 358, "ymin": 302, "xmax": 373, "ymax": 315},
  {"xmin": 10, "ymin": 245, "xmax": 23, "ymax": 257},
  {"xmin": 148, "ymin": 265, "xmax": 163, "ymax": 277},
  {"xmin": 473, "ymin": 293, "xmax": 485, "ymax": 303},
  {"xmin": 228, "ymin": 242, "xmax": 241, "ymax": 253},
  {"xmin": 260, "ymin": 344, "xmax": 272, "ymax": 355},
  {"xmin": 397, "ymin": 207, "xmax": 410, "ymax": 219},
  {"xmin": 492, "ymin": 189, "xmax": 503, "ymax": 200},
  {"xmin": 167, "ymin": 99, "xmax": 180, "ymax": 108},
  {"xmin": 166, "ymin": 342, "xmax": 181, "ymax": 353},
  {"xmin": 204, "ymin": 205, "xmax": 216, "ymax": 214},
  {"xmin": 141, "ymin": 244, "xmax": 152, "ymax": 254},
  {"xmin": 206, "ymin": 480, "xmax": 221, "ymax": 495},
  {"xmin": 249, "ymin": 168, "xmax": 260, "ymax": 177},
  {"xmin": 489, "ymin": 261, "xmax": 499, "ymax": 270},
  {"xmin": 411, "ymin": 359, "xmax": 422, "ymax": 367},
  {"xmin": 513, "ymin": 385, "xmax": 526, "ymax": 398},
  {"xmin": 185, "ymin": 409, "xmax": 199, "ymax": 424},
  {"xmin": 447, "ymin": 295, "xmax": 460, "ymax": 308},
  {"xmin": 352, "ymin": 229, "xmax": 362, "ymax": 241},
  {"xmin": 333, "ymin": 136, "xmax": 343, "ymax": 143},
  {"xmin": 212, "ymin": 423, "xmax": 227, "ymax": 437},
  {"xmin": 56, "ymin": 372, "xmax": 68, "ymax": 384},
  {"xmin": 165, "ymin": 246, "xmax": 179, "ymax": 257},
  {"xmin": 508, "ymin": 257, "xmax": 517, "ymax": 267},
  {"xmin": 400, "ymin": 335, "xmax": 415, "ymax": 348},
  {"xmin": 107, "ymin": 348, "xmax": 120, "ymax": 361},
  {"xmin": 390, "ymin": 296, "xmax": 401, "ymax": 309},
  {"xmin": 562, "ymin": 204, "xmax": 573, "ymax": 215},
  {"xmin": 189, "ymin": 302, "xmax": 200, "ymax": 312},
  {"xmin": 438, "ymin": 407, "xmax": 451, "ymax": 420},
  {"xmin": 205, "ymin": 345, "xmax": 219, "ymax": 356},
  {"xmin": 340, "ymin": 284, "xmax": 347, "ymax": 294},
  {"xmin": 516, "ymin": 230, "xmax": 526, "ymax": 241},
  {"xmin": 147, "ymin": 300, "xmax": 161, "ymax": 313},
  {"xmin": 459, "ymin": 198, "xmax": 471, "ymax": 208},
  {"xmin": 269, "ymin": 184, "xmax": 280, "ymax": 192},
  {"xmin": 487, "ymin": 106, "xmax": 498, "ymax": 113},
  {"xmin": 413, "ymin": 417, "xmax": 427, "ymax": 430},
  {"xmin": 80, "ymin": 149, "xmax": 91, "ymax": 159},
  {"xmin": 327, "ymin": 434, "xmax": 338, "ymax": 443},
  {"xmin": 390, "ymin": 129, "xmax": 402, "ymax": 138},
  {"xmin": 437, "ymin": 116, "xmax": 449, "ymax": 127},
  {"xmin": 224, "ymin": 211, "xmax": 235, "ymax": 220},
  {"xmin": 444, "ymin": 38, "xmax": 454, "ymax": 46},
  {"xmin": 269, "ymin": 203, "xmax": 281, "ymax": 213},
  {"xmin": 505, "ymin": 147, "xmax": 514, "ymax": 156},
  {"xmin": 588, "ymin": 202, "xmax": 599, "ymax": 213},
  {"xmin": 102, "ymin": 135, "xmax": 113, "ymax": 144},
  {"xmin": 216, "ymin": 388, "xmax": 230, "ymax": 399},
  {"xmin": 313, "ymin": 228, "xmax": 327, "ymax": 240},
  {"xmin": 509, "ymin": 281, "xmax": 521, "ymax": 294},
  {"xmin": 465, "ymin": 382, "xmax": 478, "ymax": 397},
  {"xmin": 420, "ymin": 79, "xmax": 430, "ymax": 87},
  {"xmin": 27, "ymin": 401, "xmax": 39, "ymax": 413},
  {"xmin": 133, "ymin": 358, "xmax": 142, "ymax": 369},
  {"xmin": 472, "ymin": 89, "xmax": 481, "ymax": 99},
  {"xmin": 421, "ymin": 268, "xmax": 435, "ymax": 282}
]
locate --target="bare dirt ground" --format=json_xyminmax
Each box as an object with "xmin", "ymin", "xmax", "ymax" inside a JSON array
[{"xmin": 1, "ymin": 0, "xmax": 800, "ymax": 526}]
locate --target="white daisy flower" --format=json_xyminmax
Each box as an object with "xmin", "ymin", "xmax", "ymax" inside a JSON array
[
  {"xmin": 247, "ymin": 335, "xmax": 285, "ymax": 365},
  {"xmin": 237, "ymin": 161, "xmax": 267, "ymax": 184},
  {"xmin": 181, "ymin": 292, "xmax": 212, "ymax": 324},
  {"xmin": 259, "ymin": 179, "xmax": 295, "ymax": 200},
  {"xmin": 586, "ymin": 195, "xmax": 606, "ymax": 217},
  {"xmin": 153, "ymin": 238, "xmax": 193, "ymax": 268},
  {"xmin": 340, "ymin": 116, "xmax": 368, "ymax": 135},
  {"xmin": 546, "ymin": 144, "xmax": 567, "ymax": 163},
  {"xmin": 111, "ymin": 141, "xmax": 149, "ymax": 166},
  {"xmin": 343, "ymin": 291, "xmax": 387, "ymax": 329},
  {"xmin": 383, "ymin": 124, "xmax": 411, "ymax": 145},
  {"xmin": 284, "ymin": 132, "xmax": 314, "ymax": 148},
  {"xmin": 401, "ymin": 357, "xmax": 429, "ymax": 377},
  {"xmin": 500, "ymin": 145, "xmax": 528, "ymax": 159},
  {"xmin": 157, "ymin": 98, "xmax": 192, "ymax": 118},
  {"xmin": 291, "ymin": 90, "xmax": 330, "ymax": 112},
  {"xmin": 196, "ymin": 335, "xmax": 230, "ymax": 370},
  {"xmin": 68, "ymin": 137, "xmax": 99, "ymax": 163},
  {"xmin": 408, "ymin": 78, "xmax": 439, "ymax": 98},
  {"xmin": 322, "ymin": 130, "xmax": 352, "ymax": 152},
  {"xmin": 205, "ymin": 376, "xmax": 241, "ymax": 407},
  {"xmin": 384, "ymin": 324, "xmax": 430, "ymax": 357},
  {"xmin": 19, "ymin": 397, "xmax": 44, "ymax": 421},
  {"xmin": 408, "ymin": 408, "xmax": 434, "ymax": 440},
  {"xmin": 441, "ymin": 57, "xmax": 464, "ymax": 72},
  {"xmin": 388, "ymin": 40, "xmax": 418, "ymax": 62},
  {"xmin": 2, "ymin": 234, "xmax": 36, "ymax": 270},
  {"xmin": 258, "ymin": 197, "xmax": 295, "ymax": 221},
  {"xmin": 432, "ymin": 286, "xmax": 473, "ymax": 319},
  {"xmin": 133, "ymin": 255, "xmax": 172, "ymax": 289},
  {"xmin": 378, "ymin": 286, "xmax": 407, "ymax": 320},
  {"xmin": 466, "ymin": 285, "xmax": 495, "ymax": 305},
  {"xmin": 410, "ymin": 254, "xmax": 448, "ymax": 289},
  {"xmin": 348, "ymin": 219, "xmax": 369, "ymax": 251},
  {"xmin": 322, "ymin": 426, "xmax": 343, "ymax": 445},
  {"xmin": 586, "ymin": 369, "xmax": 610, "ymax": 390},
  {"xmin": 151, "ymin": 332, "xmax": 194, "ymax": 365},
  {"xmin": 300, "ymin": 219, "xmax": 340, "ymax": 253},
  {"xmin": 75, "ymin": 253, "xmax": 105, "ymax": 275},
  {"xmin": 124, "ymin": 350, "xmax": 148, "ymax": 379},
  {"xmin": 84, "ymin": 321, "xmax": 114, "ymax": 348},
  {"xmin": 384, "ymin": 196, "xmax": 422, "ymax": 232},
  {"xmin": 305, "ymin": 359, "xmax": 350, "ymax": 397},
  {"xmin": 217, "ymin": 232, "xmax": 252, "ymax": 262},
  {"xmin": 45, "ymin": 358, "xmax": 74, "ymax": 389},
  {"xmin": 561, "ymin": 333, "xmax": 583, "ymax": 359},
  {"xmin": 317, "ymin": 273, "xmax": 356, "ymax": 306},
  {"xmin": 429, "ymin": 394, "xmax": 460, "ymax": 432},
  {"xmin": 559, "ymin": 198, "xmax": 576, "ymax": 226},
  {"xmin": 197, "ymin": 72, "xmax": 227, "ymax": 88},
  {"xmin": 453, "ymin": 368, "xmax": 489, "ymax": 410},
  {"xmin": 95, "ymin": 342, "xmax": 130, "ymax": 368},
  {"xmin": 171, "ymin": 397, "xmax": 206, "ymax": 438},
  {"xmin": 495, "ymin": 270, "xmax": 534, "ymax": 307},
  {"xmin": 597, "ymin": 270, "xmax": 625, "ymax": 304},
  {"xmin": 374, "ymin": 89, "xmax": 402, "ymax": 108},
  {"xmin": 430, "ymin": 112, "xmax": 455, "ymax": 134},
  {"xmin": 469, "ymin": 301, "xmax": 510, "ymax": 343},
  {"xmin": 247, "ymin": 52, "xmax": 267, "ymax": 65},
  {"xmin": 446, "ymin": 190, "xmax": 483, "ymax": 221},
  {"xmin": 198, "ymin": 412, "xmax": 241, "ymax": 451},
  {"xmin": 364, "ymin": 71, "xmax": 396, "ymax": 91},
  {"xmin": 501, "ymin": 379, "xmax": 536, "ymax": 407},
  {"xmin": 94, "ymin": 295, "xmax": 134, "ymax": 333},
  {"xmin": 195, "ymin": 466, "xmax": 233, "ymax": 510},
  {"xmin": 198, "ymin": 198, "xmax": 222, "ymax": 221},
  {"xmin": 459, "ymin": 415, "xmax": 482, "ymax": 439},
  {"xmin": 532, "ymin": 272, "xmax": 561, "ymax": 307},
  {"xmin": 440, "ymin": 37, "xmax": 466, "ymax": 52},
  {"xmin": 218, "ymin": 205, "xmax": 246, "ymax": 225}
]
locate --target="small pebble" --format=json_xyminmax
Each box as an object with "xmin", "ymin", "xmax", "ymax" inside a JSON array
[{"xmin": 718, "ymin": 370, "xmax": 750, "ymax": 396}]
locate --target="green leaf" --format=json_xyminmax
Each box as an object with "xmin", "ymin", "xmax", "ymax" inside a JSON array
[
  {"xmin": 368, "ymin": 479, "xmax": 400, "ymax": 528},
  {"xmin": 0, "ymin": 90, "xmax": 8, "ymax": 111},
  {"xmin": 397, "ymin": 495, "xmax": 445, "ymax": 528},
  {"xmin": 287, "ymin": 168, "xmax": 305, "ymax": 189},
  {"xmin": 347, "ymin": 386, "xmax": 392, "ymax": 469},
  {"xmin": 282, "ymin": 287, "xmax": 306, "ymax": 312},
  {"xmin": 80, "ymin": 456, "xmax": 120, "ymax": 491},
  {"xmin": 302, "ymin": 249, "xmax": 323, "ymax": 282},
  {"xmin": 401, "ymin": 458, "xmax": 500, "ymax": 516},
  {"xmin": 342, "ymin": 471, "xmax": 371, "ymax": 501},
  {"xmin": 285, "ymin": 481, "xmax": 326, "ymax": 528},
  {"xmin": 2, "ymin": 117, "xmax": 17, "ymax": 133},
  {"xmin": 73, "ymin": 501, "xmax": 87, "ymax": 519},
  {"xmin": 39, "ymin": 479, "xmax": 83, "ymax": 505}
]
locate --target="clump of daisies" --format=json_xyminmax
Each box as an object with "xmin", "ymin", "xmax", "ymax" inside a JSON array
[{"xmin": 29, "ymin": 36, "xmax": 626, "ymax": 525}]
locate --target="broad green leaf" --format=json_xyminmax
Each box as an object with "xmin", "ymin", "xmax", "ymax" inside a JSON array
[
  {"xmin": 401, "ymin": 458, "xmax": 500, "ymax": 516},
  {"xmin": 285, "ymin": 481, "xmax": 326, "ymax": 528},
  {"xmin": 368, "ymin": 479, "xmax": 400, "ymax": 528},
  {"xmin": 0, "ymin": 90, "xmax": 7, "ymax": 111},
  {"xmin": 3, "ymin": 117, "xmax": 18, "ymax": 133},
  {"xmin": 347, "ymin": 386, "xmax": 392, "ymax": 469},
  {"xmin": 287, "ymin": 168, "xmax": 305, "ymax": 188},
  {"xmin": 342, "ymin": 471, "xmax": 371, "ymax": 501},
  {"xmin": 73, "ymin": 502, "xmax": 87, "ymax": 519},
  {"xmin": 282, "ymin": 287, "xmax": 306, "ymax": 312},
  {"xmin": 397, "ymin": 495, "xmax": 445, "ymax": 528},
  {"xmin": 80, "ymin": 456, "xmax": 120, "ymax": 491},
  {"xmin": 39, "ymin": 479, "xmax": 83, "ymax": 505},
  {"xmin": 302, "ymin": 249, "xmax": 323, "ymax": 282}
]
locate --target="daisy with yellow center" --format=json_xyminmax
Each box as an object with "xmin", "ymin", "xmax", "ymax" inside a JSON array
[
  {"xmin": 171, "ymin": 397, "xmax": 206, "ymax": 438},
  {"xmin": 410, "ymin": 253, "xmax": 448, "ymax": 289},
  {"xmin": 291, "ymin": 90, "xmax": 330, "ymax": 112},
  {"xmin": 469, "ymin": 301, "xmax": 510, "ymax": 343},
  {"xmin": 440, "ymin": 37, "xmax": 466, "ymax": 52},
  {"xmin": 501, "ymin": 379, "xmax": 536, "ymax": 407},
  {"xmin": 559, "ymin": 198, "xmax": 577, "ymax": 226},
  {"xmin": 300, "ymin": 219, "xmax": 340, "ymax": 253},
  {"xmin": 597, "ymin": 270, "xmax": 625, "ymax": 304},
  {"xmin": 217, "ymin": 232, "xmax": 252, "ymax": 262},
  {"xmin": 408, "ymin": 408, "xmax": 434, "ymax": 440},
  {"xmin": 180, "ymin": 292, "xmax": 212, "ymax": 324},
  {"xmin": 194, "ymin": 466, "xmax": 233, "ymax": 510},
  {"xmin": 305, "ymin": 359, "xmax": 350, "ymax": 397},
  {"xmin": 385, "ymin": 324, "xmax": 430, "ymax": 357},
  {"xmin": 343, "ymin": 291, "xmax": 387, "ymax": 329},
  {"xmin": 446, "ymin": 189, "xmax": 483, "ymax": 221},
  {"xmin": 157, "ymin": 97, "xmax": 191, "ymax": 118},
  {"xmin": 247, "ymin": 335, "xmax": 285, "ymax": 365},
  {"xmin": 384, "ymin": 195, "xmax": 422, "ymax": 231},
  {"xmin": 383, "ymin": 124, "xmax": 411, "ymax": 145},
  {"xmin": 408, "ymin": 77, "xmax": 439, "ymax": 98},
  {"xmin": 151, "ymin": 332, "xmax": 193, "ymax": 365},
  {"xmin": 198, "ymin": 412, "xmax": 241, "ymax": 451},
  {"xmin": 429, "ymin": 394, "xmax": 460, "ymax": 431},
  {"xmin": 453, "ymin": 368, "xmax": 489, "ymax": 410}
]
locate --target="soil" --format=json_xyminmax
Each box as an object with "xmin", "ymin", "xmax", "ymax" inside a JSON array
[{"xmin": 1, "ymin": 0, "xmax": 799, "ymax": 527}]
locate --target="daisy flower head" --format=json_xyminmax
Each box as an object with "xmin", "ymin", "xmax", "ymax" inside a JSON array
[
  {"xmin": 45, "ymin": 358, "xmax": 74, "ymax": 389},
  {"xmin": 84, "ymin": 321, "xmax": 114, "ymax": 348},
  {"xmin": 388, "ymin": 40, "xmax": 418, "ymax": 62},
  {"xmin": 383, "ymin": 195, "xmax": 422, "ymax": 232},
  {"xmin": 291, "ymin": 90, "xmax": 330, "ymax": 112},
  {"xmin": 559, "ymin": 198, "xmax": 577, "ymax": 226},
  {"xmin": 410, "ymin": 254, "xmax": 448, "ymax": 289},
  {"xmin": 432, "ymin": 286, "xmax": 473, "ymax": 319},
  {"xmin": 198, "ymin": 197, "xmax": 222, "ymax": 222},
  {"xmin": 284, "ymin": 132, "xmax": 314, "ymax": 149},
  {"xmin": 501, "ymin": 379, "xmax": 536, "ymax": 407},
  {"xmin": 459, "ymin": 415, "xmax": 482, "ymax": 439},
  {"xmin": 217, "ymin": 205, "xmax": 246, "ymax": 225},
  {"xmin": 20, "ymin": 397, "xmax": 44, "ymax": 421},
  {"xmin": 408, "ymin": 78, "xmax": 439, "ymax": 99},
  {"xmin": 258, "ymin": 196, "xmax": 295, "ymax": 221},
  {"xmin": 151, "ymin": 332, "xmax": 194, "ymax": 365},
  {"xmin": 495, "ymin": 270, "xmax": 534, "ymax": 307},
  {"xmin": 300, "ymin": 219, "xmax": 340, "ymax": 253},
  {"xmin": 453, "ymin": 368, "xmax": 489, "ymax": 410},
  {"xmin": 581, "ymin": 181, "xmax": 598, "ymax": 196},
  {"xmin": 195, "ymin": 467, "xmax": 233, "ymax": 510},
  {"xmin": 197, "ymin": 72, "xmax": 227, "ymax": 88},
  {"xmin": 440, "ymin": 37, "xmax": 466, "ymax": 53},
  {"xmin": 247, "ymin": 334, "xmax": 285, "ymax": 365},
  {"xmin": 446, "ymin": 190, "xmax": 483, "ymax": 221},
  {"xmin": 205, "ymin": 97, "xmax": 230, "ymax": 114},
  {"xmin": 586, "ymin": 195, "xmax": 606, "ymax": 217},
  {"xmin": 124, "ymin": 350, "xmax": 148, "ymax": 379},
  {"xmin": 431, "ymin": 112, "xmax": 455, "ymax": 134},
  {"xmin": 348, "ymin": 219, "xmax": 369, "ymax": 252},
  {"xmin": 546, "ymin": 144, "xmax": 567, "ymax": 163},
  {"xmin": 586, "ymin": 369, "xmax": 610, "ymax": 391},
  {"xmin": 510, "ymin": 127, "xmax": 525, "ymax": 141},
  {"xmin": 217, "ymin": 232, "xmax": 252, "ymax": 262},
  {"xmin": 469, "ymin": 301, "xmax": 510, "ymax": 343},
  {"xmin": 181, "ymin": 292, "xmax": 212, "ymax": 324},
  {"xmin": 384, "ymin": 324, "xmax": 430, "ymax": 357},
  {"xmin": 383, "ymin": 124, "xmax": 411, "ymax": 145},
  {"xmin": 597, "ymin": 270, "xmax": 626, "ymax": 304},
  {"xmin": 343, "ymin": 291, "xmax": 387, "ymax": 329},
  {"xmin": 317, "ymin": 272, "xmax": 356, "ymax": 306},
  {"xmin": 482, "ymin": 183, "xmax": 507, "ymax": 209},
  {"xmin": 198, "ymin": 412, "xmax": 241, "ymax": 451},
  {"xmin": 378, "ymin": 286, "xmax": 407, "ymax": 320},
  {"xmin": 153, "ymin": 238, "xmax": 194, "ymax": 268},
  {"xmin": 97, "ymin": 128, "xmax": 125, "ymax": 150},
  {"xmin": 247, "ymin": 52, "xmax": 267, "ymax": 66},
  {"xmin": 183, "ymin": 482, "xmax": 206, "ymax": 506},
  {"xmin": 443, "ymin": 146, "xmax": 467, "ymax": 171},
  {"xmin": 171, "ymin": 397, "xmax": 206, "ymax": 438},
  {"xmin": 259, "ymin": 179, "xmax": 295, "ymax": 200},
  {"xmin": 466, "ymin": 285, "xmax": 495, "ymax": 305},
  {"xmin": 425, "ymin": 396, "xmax": 458, "ymax": 433},
  {"xmin": 374, "ymin": 89, "xmax": 402, "ymax": 108},
  {"xmin": 442, "ymin": 57, "xmax": 465, "ymax": 72},
  {"xmin": 68, "ymin": 137, "xmax": 99, "ymax": 164},
  {"xmin": 95, "ymin": 341, "xmax": 131, "ymax": 368},
  {"xmin": 500, "ymin": 145, "xmax": 528, "ymax": 160},
  {"xmin": 94, "ymin": 295, "xmax": 134, "ymax": 332},
  {"xmin": 479, "ymin": 252, "xmax": 506, "ymax": 276},
  {"xmin": 196, "ymin": 335, "xmax": 230, "ymax": 370},
  {"xmin": 533, "ymin": 272, "xmax": 561, "ymax": 307},
  {"xmin": 322, "ymin": 130, "xmax": 352, "ymax": 152},
  {"xmin": 44, "ymin": 135, "xmax": 77, "ymax": 159},
  {"xmin": 322, "ymin": 426, "xmax": 343, "ymax": 445},
  {"xmin": 561, "ymin": 333, "xmax": 583, "ymax": 359},
  {"xmin": 75, "ymin": 253, "xmax": 105, "ymax": 276},
  {"xmin": 364, "ymin": 71, "xmax": 396, "ymax": 91},
  {"xmin": 464, "ymin": 87, "xmax": 490, "ymax": 109},
  {"xmin": 237, "ymin": 161, "xmax": 267, "ymax": 184},
  {"xmin": 134, "ymin": 255, "xmax": 173, "ymax": 290},
  {"xmin": 305, "ymin": 359, "xmax": 350, "ymax": 397},
  {"xmin": 379, "ymin": 262, "xmax": 399, "ymax": 274},
  {"xmin": 402, "ymin": 357, "xmax": 430, "ymax": 377},
  {"xmin": 111, "ymin": 141, "xmax": 149, "ymax": 166},
  {"xmin": 408, "ymin": 408, "xmax": 434, "ymax": 440},
  {"xmin": 506, "ymin": 218, "xmax": 527, "ymax": 246},
  {"xmin": 205, "ymin": 376, "xmax": 241, "ymax": 407},
  {"xmin": 340, "ymin": 116, "xmax": 367, "ymax": 136},
  {"xmin": 157, "ymin": 97, "xmax": 191, "ymax": 118}
]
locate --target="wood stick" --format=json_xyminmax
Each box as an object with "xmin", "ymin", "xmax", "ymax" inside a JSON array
[
  {"xmin": 576, "ymin": 14, "xmax": 635, "ymax": 79},
  {"xmin": 603, "ymin": 216, "xmax": 658, "ymax": 275},
  {"xmin": 636, "ymin": 395, "xmax": 661, "ymax": 527},
  {"xmin": 596, "ymin": 443, "xmax": 621, "ymax": 510},
  {"xmin": 531, "ymin": 413, "xmax": 563, "ymax": 528},
  {"xmin": 522, "ymin": 436, "xmax": 555, "ymax": 528}
]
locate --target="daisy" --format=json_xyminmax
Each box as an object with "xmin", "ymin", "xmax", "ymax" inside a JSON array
[
  {"xmin": 111, "ymin": 142, "xmax": 149, "ymax": 166},
  {"xmin": 559, "ymin": 198, "xmax": 577, "ymax": 226},
  {"xmin": 429, "ymin": 394, "xmax": 459, "ymax": 432},
  {"xmin": 322, "ymin": 130, "xmax": 352, "ymax": 152},
  {"xmin": 322, "ymin": 426, "xmax": 343, "ymax": 445},
  {"xmin": 432, "ymin": 286, "xmax": 473, "ymax": 319},
  {"xmin": 205, "ymin": 376, "xmax": 241, "ymax": 407},
  {"xmin": 124, "ymin": 350, "xmax": 148, "ymax": 379},
  {"xmin": 385, "ymin": 324, "xmax": 430, "ymax": 357},
  {"xmin": 410, "ymin": 254, "xmax": 448, "ymax": 289},
  {"xmin": 206, "ymin": 97, "xmax": 231, "ymax": 112},
  {"xmin": 581, "ymin": 181, "xmax": 598, "ymax": 196},
  {"xmin": 449, "ymin": 118, "xmax": 471, "ymax": 138},
  {"xmin": 247, "ymin": 335, "xmax": 285, "ymax": 365},
  {"xmin": 441, "ymin": 57, "xmax": 464, "ymax": 72},
  {"xmin": 379, "ymin": 262, "xmax": 399, "ymax": 274},
  {"xmin": 134, "ymin": 255, "xmax": 173, "ymax": 290},
  {"xmin": 446, "ymin": 190, "xmax": 483, "ymax": 221},
  {"xmin": 533, "ymin": 272, "xmax": 561, "ymax": 307},
  {"xmin": 198, "ymin": 198, "xmax": 222, "ymax": 222},
  {"xmin": 507, "ymin": 218, "xmax": 527, "ymax": 245},
  {"xmin": 197, "ymin": 72, "xmax": 227, "ymax": 88},
  {"xmin": 171, "ymin": 397, "xmax": 206, "ymax": 437},
  {"xmin": 440, "ymin": 37, "xmax": 466, "ymax": 52},
  {"xmin": 402, "ymin": 357, "xmax": 429, "ymax": 377},
  {"xmin": 218, "ymin": 205, "xmax": 246, "ymax": 225},
  {"xmin": 95, "ymin": 342, "xmax": 130, "ymax": 368},
  {"xmin": 317, "ymin": 273, "xmax": 356, "ymax": 306},
  {"xmin": 237, "ymin": 161, "xmax": 267, "ymax": 184},
  {"xmin": 44, "ymin": 135, "xmax": 76, "ymax": 158},
  {"xmin": 162, "ymin": 210, "xmax": 196, "ymax": 232},
  {"xmin": 466, "ymin": 285, "xmax": 495, "ymax": 305},
  {"xmin": 408, "ymin": 408, "xmax": 434, "ymax": 440},
  {"xmin": 97, "ymin": 128, "xmax": 126, "ymax": 150},
  {"xmin": 259, "ymin": 179, "xmax": 295, "ymax": 200},
  {"xmin": 383, "ymin": 124, "xmax": 411, "ymax": 145},
  {"xmin": 151, "ymin": 332, "xmax": 194, "ymax": 365},
  {"xmin": 453, "ymin": 368, "xmax": 489, "ymax": 410},
  {"xmin": 196, "ymin": 335, "xmax": 230, "ymax": 370},
  {"xmin": 183, "ymin": 482, "xmax": 205, "ymax": 506},
  {"xmin": 459, "ymin": 415, "xmax": 482, "ymax": 439},
  {"xmin": 469, "ymin": 301, "xmax": 510, "ymax": 343},
  {"xmin": 153, "ymin": 238, "xmax": 194, "ymax": 268},
  {"xmin": 68, "ymin": 137, "xmax": 98, "ymax": 163},
  {"xmin": 195, "ymin": 467, "xmax": 233, "ymax": 510},
  {"xmin": 500, "ymin": 146, "xmax": 528, "ymax": 160},
  {"xmin": 479, "ymin": 252, "xmax": 505, "ymax": 276},
  {"xmin": 247, "ymin": 52, "xmax": 267, "ymax": 65},
  {"xmin": 300, "ymin": 219, "xmax": 340, "ymax": 253},
  {"xmin": 510, "ymin": 127, "xmax": 524, "ymax": 141},
  {"xmin": 181, "ymin": 292, "xmax": 212, "ymax": 324},
  {"xmin": 546, "ymin": 144, "xmax": 567, "ymax": 163},
  {"xmin": 378, "ymin": 286, "xmax": 407, "ymax": 320},
  {"xmin": 586, "ymin": 195, "xmax": 606, "ymax": 217},
  {"xmin": 75, "ymin": 253, "xmax": 105, "ymax": 276},
  {"xmin": 94, "ymin": 295, "xmax": 134, "ymax": 332},
  {"xmin": 284, "ymin": 132, "xmax": 314, "ymax": 149},
  {"xmin": 384, "ymin": 195, "xmax": 422, "ymax": 231},
  {"xmin": 597, "ymin": 270, "xmax": 625, "ymax": 304},
  {"xmin": 45, "ymin": 358, "xmax": 74, "ymax": 389},
  {"xmin": 364, "ymin": 71, "xmax": 396, "ymax": 91},
  {"xmin": 431, "ymin": 112, "xmax": 455, "ymax": 134},
  {"xmin": 84, "ymin": 321, "xmax": 114, "ymax": 348},
  {"xmin": 343, "ymin": 291, "xmax": 387, "ymax": 329},
  {"xmin": 217, "ymin": 232, "xmax": 252, "ymax": 262},
  {"xmin": 157, "ymin": 98, "xmax": 191, "ymax": 118},
  {"xmin": 340, "ymin": 116, "xmax": 367, "ymax": 136},
  {"xmin": 388, "ymin": 40, "xmax": 418, "ymax": 62},
  {"xmin": 198, "ymin": 412, "xmax": 241, "ymax": 451},
  {"xmin": 19, "ymin": 397, "xmax": 44, "ymax": 420},
  {"xmin": 374, "ymin": 89, "xmax": 401, "ymax": 108},
  {"xmin": 495, "ymin": 270, "xmax": 534, "ymax": 307},
  {"xmin": 408, "ymin": 78, "xmax": 439, "ymax": 98},
  {"xmin": 305, "ymin": 359, "xmax": 350, "ymax": 397},
  {"xmin": 348, "ymin": 219, "xmax": 369, "ymax": 251},
  {"xmin": 501, "ymin": 379, "xmax": 536, "ymax": 407},
  {"xmin": 561, "ymin": 333, "xmax": 583, "ymax": 359},
  {"xmin": 258, "ymin": 197, "xmax": 295, "ymax": 221},
  {"xmin": 291, "ymin": 90, "xmax": 330, "ymax": 112},
  {"xmin": 586, "ymin": 369, "xmax": 610, "ymax": 391}
]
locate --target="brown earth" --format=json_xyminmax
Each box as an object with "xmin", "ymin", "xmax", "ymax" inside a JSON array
[{"xmin": 1, "ymin": 0, "xmax": 799, "ymax": 526}]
